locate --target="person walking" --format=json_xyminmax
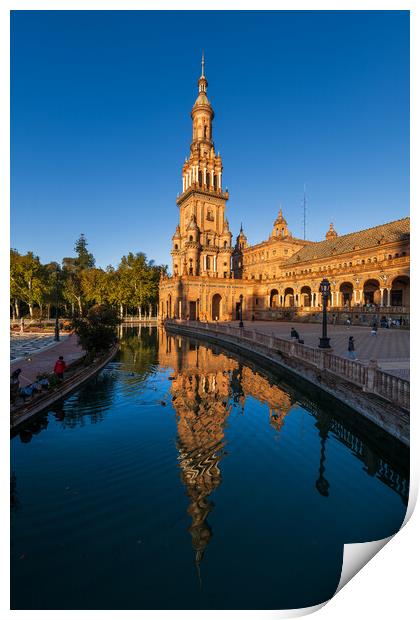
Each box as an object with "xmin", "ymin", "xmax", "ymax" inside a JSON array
[
  {"xmin": 371, "ymin": 322, "xmax": 378, "ymax": 336},
  {"xmin": 347, "ymin": 336, "xmax": 357, "ymax": 360},
  {"xmin": 291, "ymin": 327, "xmax": 299, "ymax": 341},
  {"xmin": 54, "ymin": 355, "xmax": 66, "ymax": 381}
]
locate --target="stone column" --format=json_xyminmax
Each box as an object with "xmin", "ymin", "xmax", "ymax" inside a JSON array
[
  {"xmin": 386, "ymin": 287, "xmax": 392, "ymax": 307},
  {"xmin": 380, "ymin": 288, "xmax": 384, "ymax": 306},
  {"xmin": 203, "ymin": 167, "xmax": 207, "ymax": 186},
  {"xmin": 182, "ymin": 176, "xmax": 185, "ymax": 192},
  {"xmin": 211, "ymin": 170, "xmax": 214, "ymax": 188}
]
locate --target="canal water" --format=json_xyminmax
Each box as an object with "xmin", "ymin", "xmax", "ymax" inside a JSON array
[{"xmin": 11, "ymin": 326, "xmax": 409, "ymax": 610}]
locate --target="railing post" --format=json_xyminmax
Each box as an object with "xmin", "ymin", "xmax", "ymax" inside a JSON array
[
  {"xmin": 317, "ymin": 350, "xmax": 325, "ymax": 370},
  {"xmin": 363, "ymin": 359, "xmax": 378, "ymax": 393}
]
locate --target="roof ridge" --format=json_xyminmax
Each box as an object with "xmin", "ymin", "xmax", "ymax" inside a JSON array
[{"xmin": 317, "ymin": 215, "xmax": 410, "ymax": 245}]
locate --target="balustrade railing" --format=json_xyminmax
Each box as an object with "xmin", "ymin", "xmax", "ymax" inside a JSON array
[{"xmin": 165, "ymin": 319, "xmax": 409, "ymax": 412}]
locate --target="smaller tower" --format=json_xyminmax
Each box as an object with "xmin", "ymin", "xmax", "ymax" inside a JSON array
[
  {"xmin": 271, "ymin": 208, "xmax": 290, "ymax": 239},
  {"xmin": 325, "ymin": 222, "xmax": 338, "ymax": 240},
  {"xmin": 232, "ymin": 224, "xmax": 248, "ymax": 278},
  {"xmin": 171, "ymin": 225, "xmax": 182, "ymax": 276}
]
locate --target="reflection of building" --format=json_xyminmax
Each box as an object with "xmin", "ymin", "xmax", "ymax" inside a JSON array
[
  {"xmin": 161, "ymin": 332, "xmax": 234, "ymax": 571},
  {"xmin": 158, "ymin": 329, "xmax": 295, "ymax": 569},
  {"xmin": 240, "ymin": 366, "xmax": 292, "ymax": 433},
  {"xmin": 159, "ymin": 58, "xmax": 409, "ymax": 321}
]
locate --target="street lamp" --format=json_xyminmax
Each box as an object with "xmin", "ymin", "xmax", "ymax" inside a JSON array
[
  {"xmin": 318, "ymin": 278, "xmax": 331, "ymax": 349},
  {"xmin": 239, "ymin": 294, "xmax": 244, "ymax": 329},
  {"xmin": 54, "ymin": 266, "xmax": 60, "ymax": 342}
]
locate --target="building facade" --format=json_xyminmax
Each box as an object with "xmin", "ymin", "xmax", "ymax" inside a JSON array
[{"xmin": 159, "ymin": 61, "xmax": 410, "ymax": 323}]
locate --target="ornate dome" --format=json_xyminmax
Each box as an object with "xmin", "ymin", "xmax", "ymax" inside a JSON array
[
  {"xmin": 326, "ymin": 222, "xmax": 338, "ymax": 240},
  {"xmin": 273, "ymin": 208, "xmax": 287, "ymax": 227}
]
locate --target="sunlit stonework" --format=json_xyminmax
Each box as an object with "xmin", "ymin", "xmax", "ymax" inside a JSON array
[{"xmin": 159, "ymin": 58, "xmax": 410, "ymax": 323}]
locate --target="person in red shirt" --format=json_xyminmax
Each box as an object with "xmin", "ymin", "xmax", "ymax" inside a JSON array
[{"xmin": 54, "ymin": 356, "xmax": 66, "ymax": 380}]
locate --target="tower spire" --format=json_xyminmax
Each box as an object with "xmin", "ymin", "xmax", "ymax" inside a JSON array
[{"xmin": 201, "ymin": 51, "xmax": 205, "ymax": 77}]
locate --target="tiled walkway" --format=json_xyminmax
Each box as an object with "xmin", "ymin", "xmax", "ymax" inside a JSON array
[
  {"xmin": 10, "ymin": 334, "xmax": 84, "ymax": 387},
  {"xmin": 10, "ymin": 333, "xmax": 70, "ymax": 362},
  {"xmin": 225, "ymin": 321, "xmax": 410, "ymax": 380}
]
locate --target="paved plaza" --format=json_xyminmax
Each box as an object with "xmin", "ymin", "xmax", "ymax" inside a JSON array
[
  {"xmin": 10, "ymin": 332, "xmax": 70, "ymax": 362},
  {"xmin": 10, "ymin": 334, "xmax": 84, "ymax": 387},
  {"xmin": 226, "ymin": 320, "xmax": 410, "ymax": 379}
]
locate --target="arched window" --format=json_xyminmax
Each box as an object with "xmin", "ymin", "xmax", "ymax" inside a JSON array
[
  {"xmin": 174, "ymin": 244, "xmax": 178, "ymax": 250},
  {"xmin": 189, "ymin": 235, "xmax": 193, "ymax": 242},
  {"xmin": 204, "ymin": 125, "xmax": 207, "ymax": 138},
  {"xmin": 224, "ymin": 241, "xmax": 228, "ymax": 248}
]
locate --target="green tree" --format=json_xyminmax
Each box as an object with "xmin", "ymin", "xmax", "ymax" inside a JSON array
[
  {"xmin": 10, "ymin": 249, "xmax": 46, "ymax": 318},
  {"xmin": 74, "ymin": 233, "xmax": 95, "ymax": 269},
  {"xmin": 81, "ymin": 268, "xmax": 111, "ymax": 305},
  {"xmin": 62, "ymin": 263, "xmax": 84, "ymax": 316},
  {"xmin": 41, "ymin": 262, "xmax": 63, "ymax": 319},
  {"xmin": 61, "ymin": 234, "xmax": 95, "ymax": 315},
  {"xmin": 72, "ymin": 304, "xmax": 121, "ymax": 359}
]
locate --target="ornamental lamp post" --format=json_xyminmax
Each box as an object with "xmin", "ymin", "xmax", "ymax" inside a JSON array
[
  {"xmin": 318, "ymin": 278, "xmax": 331, "ymax": 349},
  {"xmin": 54, "ymin": 266, "xmax": 60, "ymax": 342},
  {"xmin": 239, "ymin": 294, "xmax": 244, "ymax": 329}
]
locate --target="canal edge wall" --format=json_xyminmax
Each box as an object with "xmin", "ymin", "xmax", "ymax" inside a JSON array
[
  {"xmin": 165, "ymin": 321, "xmax": 409, "ymax": 447},
  {"xmin": 11, "ymin": 343, "xmax": 119, "ymax": 431}
]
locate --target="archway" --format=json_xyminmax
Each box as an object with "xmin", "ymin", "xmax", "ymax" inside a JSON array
[
  {"xmin": 284, "ymin": 287, "xmax": 294, "ymax": 307},
  {"xmin": 270, "ymin": 289, "xmax": 279, "ymax": 308},
  {"xmin": 391, "ymin": 275, "xmax": 410, "ymax": 307},
  {"xmin": 212, "ymin": 294, "xmax": 222, "ymax": 320},
  {"xmin": 339, "ymin": 282, "xmax": 354, "ymax": 307},
  {"xmin": 301, "ymin": 286, "xmax": 312, "ymax": 307},
  {"xmin": 363, "ymin": 279, "xmax": 381, "ymax": 306}
]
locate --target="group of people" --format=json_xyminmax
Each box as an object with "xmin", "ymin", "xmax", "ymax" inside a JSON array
[{"xmin": 10, "ymin": 356, "xmax": 67, "ymax": 404}]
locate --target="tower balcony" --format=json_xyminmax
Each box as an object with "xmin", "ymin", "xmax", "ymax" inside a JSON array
[{"xmin": 176, "ymin": 183, "xmax": 229, "ymax": 205}]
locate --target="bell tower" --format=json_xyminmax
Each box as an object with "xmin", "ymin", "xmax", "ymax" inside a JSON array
[{"xmin": 171, "ymin": 55, "xmax": 232, "ymax": 279}]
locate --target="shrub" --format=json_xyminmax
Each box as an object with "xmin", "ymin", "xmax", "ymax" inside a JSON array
[{"xmin": 72, "ymin": 304, "xmax": 120, "ymax": 358}]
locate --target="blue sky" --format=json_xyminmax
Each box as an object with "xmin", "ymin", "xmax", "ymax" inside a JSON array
[{"xmin": 11, "ymin": 10, "xmax": 409, "ymax": 269}]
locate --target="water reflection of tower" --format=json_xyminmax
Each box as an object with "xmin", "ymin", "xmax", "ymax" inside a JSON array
[
  {"xmin": 165, "ymin": 337, "xmax": 235, "ymax": 576},
  {"xmin": 230, "ymin": 363, "xmax": 245, "ymax": 411},
  {"xmin": 315, "ymin": 410, "xmax": 332, "ymax": 497}
]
